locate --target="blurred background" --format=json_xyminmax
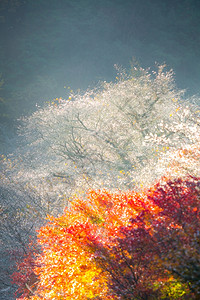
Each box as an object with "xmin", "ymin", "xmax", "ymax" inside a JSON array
[{"xmin": 1, "ymin": 0, "xmax": 200, "ymax": 153}]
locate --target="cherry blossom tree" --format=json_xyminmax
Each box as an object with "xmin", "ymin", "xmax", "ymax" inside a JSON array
[{"xmin": 11, "ymin": 65, "xmax": 200, "ymax": 200}]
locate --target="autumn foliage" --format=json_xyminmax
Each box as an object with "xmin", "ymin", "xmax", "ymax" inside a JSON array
[
  {"xmin": 12, "ymin": 175, "xmax": 200, "ymax": 299},
  {"xmin": 2, "ymin": 65, "xmax": 199, "ymax": 299}
]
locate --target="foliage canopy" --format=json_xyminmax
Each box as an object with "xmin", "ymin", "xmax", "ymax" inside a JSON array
[{"xmin": 12, "ymin": 175, "xmax": 200, "ymax": 299}]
